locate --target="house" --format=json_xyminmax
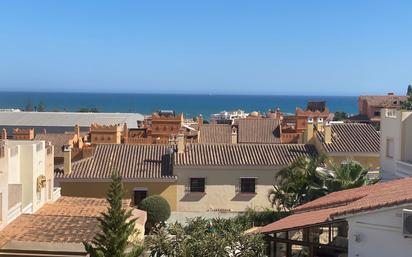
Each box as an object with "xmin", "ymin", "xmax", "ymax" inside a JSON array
[
  {"xmin": 55, "ymin": 142, "xmax": 317, "ymax": 217},
  {"xmin": 198, "ymin": 124, "xmax": 234, "ymax": 144},
  {"xmin": 358, "ymin": 93, "xmax": 408, "ymax": 123},
  {"xmin": 260, "ymin": 177, "xmax": 412, "ymax": 257},
  {"xmin": 0, "ymin": 139, "xmax": 55, "ymax": 230},
  {"xmin": 380, "ymin": 108, "xmax": 412, "ymax": 180},
  {"xmin": 0, "ymin": 197, "xmax": 146, "ymax": 256},
  {"xmin": 34, "ymin": 125, "xmax": 84, "ymax": 165},
  {"xmin": 307, "ymin": 121, "xmax": 380, "ymax": 171},
  {"xmin": 236, "ymin": 119, "xmax": 281, "ymax": 144},
  {"xmin": 0, "ymin": 138, "xmax": 147, "ymax": 256}
]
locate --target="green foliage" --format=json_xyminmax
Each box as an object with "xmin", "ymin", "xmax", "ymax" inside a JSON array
[
  {"xmin": 145, "ymin": 217, "xmax": 266, "ymax": 257},
  {"xmin": 232, "ymin": 208, "xmax": 289, "ymax": 228},
  {"xmin": 269, "ymin": 155, "xmax": 378, "ymax": 211},
  {"xmin": 139, "ymin": 195, "xmax": 171, "ymax": 229},
  {"xmin": 333, "ymin": 111, "xmax": 348, "ymax": 121},
  {"xmin": 37, "ymin": 100, "xmax": 46, "ymax": 112},
  {"xmin": 401, "ymin": 85, "xmax": 412, "ymax": 110},
  {"xmin": 268, "ymin": 154, "xmax": 327, "ymax": 211},
  {"xmin": 325, "ymin": 161, "xmax": 380, "ymax": 192},
  {"xmin": 83, "ymin": 171, "xmax": 144, "ymax": 257},
  {"xmin": 79, "ymin": 107, "xmax": 99, "ymax": 113}
]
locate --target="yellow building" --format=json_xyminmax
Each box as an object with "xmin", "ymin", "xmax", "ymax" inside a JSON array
[
  {"xmin": 56, "ymin": 142, "xmax": 317, "ymax": 215},
  {"xmin": 306, "ymin": 120, "xmax": 380, "ymax": 171}
]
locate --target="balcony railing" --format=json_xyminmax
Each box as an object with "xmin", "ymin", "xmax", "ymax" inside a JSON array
[{"xmin": 396, "ymin": 160, "xmax": 412, "ymax": 177}]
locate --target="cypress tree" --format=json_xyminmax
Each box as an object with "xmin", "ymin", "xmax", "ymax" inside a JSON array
[
  {"xmin": 408, "ymin": 85, "xmax": 412, "ymax": 96},
  {"xmin": 84, "ymin": 171, "xmax": 144, "ymax": 257}
]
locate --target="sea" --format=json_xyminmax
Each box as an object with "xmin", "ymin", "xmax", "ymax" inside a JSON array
[{"xmin": 0, "ymin": 92, "xmax": 358, "ymax": 119}]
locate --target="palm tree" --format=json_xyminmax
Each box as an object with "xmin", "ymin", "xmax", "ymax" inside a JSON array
[
  {"xmin": 324, "ymin": 161, "xmax": 379, "ymax": 192},
  {"xmin": 268, "ymin": 154, "xmax": 327, "ymax": 211}
]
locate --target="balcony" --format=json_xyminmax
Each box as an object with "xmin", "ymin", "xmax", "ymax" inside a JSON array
[{"xmin": 396, "ymin": 160, "xmax": 412, "ymax": 178}]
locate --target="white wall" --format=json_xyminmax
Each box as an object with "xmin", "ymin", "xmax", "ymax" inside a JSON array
[
  {"xmin": 174, "ymin": 166, "xmax": 278, "ymax": 213},
  {"xmin": 347, "ymin": 205, "xmax": 412, "ymax": 257},
  {"xmin": 0, "ymin": 144, "xmax": 9, "ymax": 230}
]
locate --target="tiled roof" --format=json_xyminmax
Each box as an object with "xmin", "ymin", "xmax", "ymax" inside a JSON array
[
  {"xmin": 175, "ymin": 144, "xmax": 317, "ymax": 166},
  {"xmin": 0, "ymin": 197, "xmax": 146, "ymax": 247},
  {"xmin": 261, "ymin": 177, "xmax": 412, "ymax": 233},
  {"xmin": 359, "ymin": 95, "xmax": 408, "ymax": 107},
  {"xmin": 237, "ymin": 119, "xmax": 281, "ymax": 144},
  {"xmin": 316, "ymin": 123, "xmax": 380, "ymax": 153},
  {"xmin": 55, "ymin": 144, "xmax": 176, "ymax": 180},
  {"xmin": 57, "ymin": 144, "xmax": 317, "ymax": 179},
  {"xmin": 198, "ymin": 124, "xmax": 232, "ymax": 144},
  {"xmin": 35, "ymin": 133, "xmax": 75, "ymax": 157}
]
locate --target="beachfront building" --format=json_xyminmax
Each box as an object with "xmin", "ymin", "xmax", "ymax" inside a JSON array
[
  {"xmin": 380, "ymin": 108, "xmax": 412, "ymax": 180},
  {"xmin": 0, "ymin": 110, "xmax": 143, "ymax": 134},
  {"xmin": 357, "ymin": 93, "xmax": 408, "ymax": 124},
  {"xmin": 260, "ymin": 177, "xmax": 412, "ymax": 257},
  {"xmin": 309, "ymin": 122, "xmax": 380, "ymax": 171},
  {"xmin": 210, "ymin": 109, "xmax": 249, "ymax": 125},
  {"xmin": 55, "ymin": 142, "xmax": 316, "ymax": 218},
  {"xmin": 0, "ymin": 139, "xmax": 55, "ymax": 231}
]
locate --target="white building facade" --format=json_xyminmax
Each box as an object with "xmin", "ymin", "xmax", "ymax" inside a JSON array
[
  {"xmin": 380, "ymin": 109, "xmax": 412, "ymax": 180},
  {"xmin": 0, "ymin": 140, "xmax": 55, "ymax": 230}
]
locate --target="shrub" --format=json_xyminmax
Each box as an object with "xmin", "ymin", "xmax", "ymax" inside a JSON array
[
  {"xmin": 139, "ymin": 195, "xmax": 171, "ymax": 230},
  {"xmin": 232, "ymin": 208, "xmax": 289, "ymax": 229}
]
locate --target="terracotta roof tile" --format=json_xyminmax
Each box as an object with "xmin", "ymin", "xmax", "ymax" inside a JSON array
[
  {"xmin": 359, "ymin": 95, "xmax": 408, "ymax": 107},
  {"xmin": 0, "ymin": 197, "xmax": 146, "ymax": 247},
  {"xmin": 55, "ymin": 144, "xmax": 176, "ymax": 180},
  {"xmin": 35, "ymin": 133, "xmax": 75, "ymax": 157},
  {"xmin": 237, "ymin": 119, "xmax": 281, "ymax": 144},
  {"xmin": 261, "ymin": 177, "xmax": 412, "ymax": 233},
  {"xmin": 175, "ymin": 144, "xmax": 317, "ymax": 166},
  {"xmin": 317, "ymin": 123, "xmax": 380, "ymax": 153},
  {"xmin": 198, "ymin": 124, "xmax": 232, "ymax": 144}
]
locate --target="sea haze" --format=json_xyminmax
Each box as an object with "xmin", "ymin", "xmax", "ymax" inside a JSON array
[{"xmin": 0, "ymin": 92, "xmax": 358, "ymax": 119}]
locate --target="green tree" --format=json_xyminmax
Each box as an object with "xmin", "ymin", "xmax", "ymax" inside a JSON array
[
  {"xmin": 83, "ymin": 171, "xmax": 143, "ymax": 257},
  {"xmin": 401, "ymin": 85, "xmax": 412, "ymax": 110},
  {"xmin": 324, "ymin": 161, "xmax": 379, "ymax": 192},
  {"xmin": 139, "ymin": 195, "xmax": 171, "ymax": 232},
  {"xmin": 333, "ymin": 111, "xmax": 348, "ymax": 121},
  {"xmin": 145, "ymin": 217, "xmax": 266, "ymax": 257},
  {"xmin": 268, "ymin": 155, "xmax": 327, "ymax": 211},
  {"xmin": 407, "ymin": 84, "xmax": 412, "ymax": 96},
  {"xmin": 37, "ymin": 100, "xmax": 46, "ymax": 112}
]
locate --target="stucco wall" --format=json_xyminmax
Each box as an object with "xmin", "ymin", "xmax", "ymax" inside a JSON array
[
  {"xmin": 59, "ymin": 181, "xmax": 177, "ymax": 211},
  {"xmin": 0, "ymin": 147, "xmax": 8, "ymax": 230},
  {"xmin": 174, "ymin": 166, "xmax": 278, "ymax": 212},
  {"xmin": 347, "ymin": 205, "xmax": 412, "ymax": 257}
]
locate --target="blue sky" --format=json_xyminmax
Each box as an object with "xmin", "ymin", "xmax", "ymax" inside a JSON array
[{"xmin": 0, "ymin": 0, "xmax": 411, "ymax": 95}]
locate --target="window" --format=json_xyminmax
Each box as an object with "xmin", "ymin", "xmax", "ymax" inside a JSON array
[
  {"xmin": 190, "ymin": 178, "xmax": 205, "ymax": 192},
  {"xmin": 373, "ymin": 111, "xmax": 381, "ymax": 117},
  {"xmin": 386, "ymin": 138, "xmax": 394, "ymax": 158},
  {"xmin": 240, "ymin": 178, "xmax": 256, "ymax": 193}
]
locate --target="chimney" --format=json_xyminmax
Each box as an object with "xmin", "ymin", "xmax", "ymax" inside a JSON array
[
  {"xmin": 1, "ymin": 128, "xmax": 7, "ymax": 140},
  {"xmin": 231, "ymin": 126, "xmax": 238, "ymax": 144},
  {"xmin": 62, "ymin": 144, "xmax": 72, "ymax": 175},
  {"xmin": 74, "ymin": 124, "xmax": 80, "ymax": 139},
  {"xmin": 123, "ymin": 123, "xmax": 128, "ymax": 143},
  {"xmin": 176, "ymin": 134, "xmax": 185, "ymax": 154},
  {"xmin": 316, "ymin": 117, "xmax": 324, "ymax": 132},
  {"xmin": 304, "ymin": 117, "xmax": 314, "ymax": 143},
  {"xmin": 197, "ymin": 115, "xmax": 203, "ymax": 126},
  {"xmin": 324, "ymin": 121, "xmax": 332, "ymax": 144}
]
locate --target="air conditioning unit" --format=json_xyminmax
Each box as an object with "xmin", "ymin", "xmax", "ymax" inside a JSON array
[{"xmin": 402, "ymin": 209, "xmax": 412, "ymax": 237}]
